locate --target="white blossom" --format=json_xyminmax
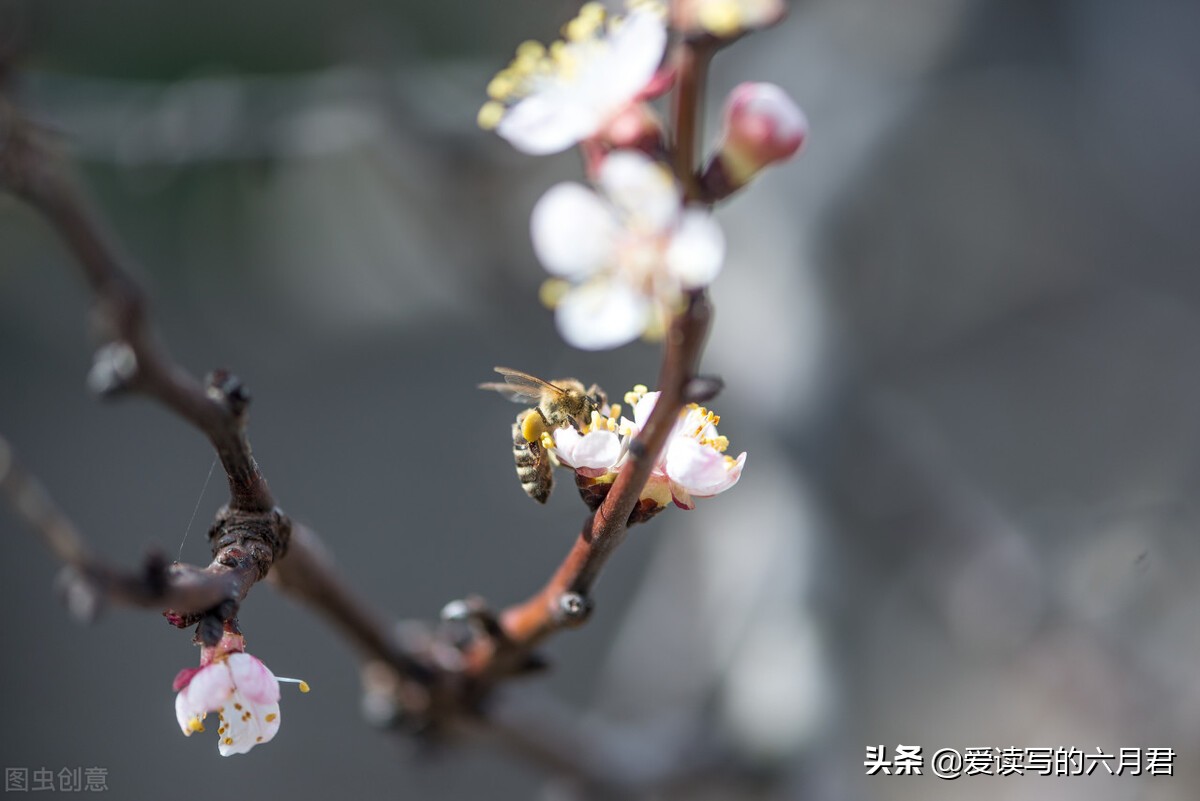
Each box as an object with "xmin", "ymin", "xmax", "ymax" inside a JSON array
[
  {"xmin": 479, "ymin": 3, "xmax": 668, "ymax": 155},
  {"xmin": 532, "ymin": 151, "xmax": 725, "ymax": 349}
]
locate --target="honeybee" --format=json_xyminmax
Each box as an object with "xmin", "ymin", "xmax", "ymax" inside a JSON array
[{"xmin": 479, "ymin": 367, "xmax": 607, "ymax": 503}]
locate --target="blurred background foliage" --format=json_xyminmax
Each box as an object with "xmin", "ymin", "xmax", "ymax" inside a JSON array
[{"xmin": 3, "ymin": 0, "xmax": 1200, "ymax": 799}]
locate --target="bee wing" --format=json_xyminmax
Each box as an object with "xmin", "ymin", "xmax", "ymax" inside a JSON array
[
  {"xmin": 480, "ymin": 367, "xmax": 567, "ymax": 403},
  {"xmin": 478, "ymin": 382, "xmax": 539, "ymax": 403}
]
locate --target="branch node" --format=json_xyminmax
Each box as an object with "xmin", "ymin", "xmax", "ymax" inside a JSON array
[
  {"xmin": 683, "ymin": 374, "xmax": 724, "ymax": 404},
  {"xmin": 86, "ymin": 341, "xmax": 139, "ymax": 396},
  {"xmin": 55, "ymin": 565, "xmax": 103, "ymax": 623},
  {"xmin": 205, "ymin": 369, "xmax": 251, "ymax": 418},
  {"xmin": 556, "ymin": 592, "xmax": 592, "ymax": 627}
]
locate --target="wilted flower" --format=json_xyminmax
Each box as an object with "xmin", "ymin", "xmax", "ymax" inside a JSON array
[
  {"xmin": 174, "ymin": 634, "xmax": 308, "ymax": 756},
  {"xmin": 478, "ymin": 2, "xmax": 668, "ymax": 155},
  {"xmin": 532, "ymin": 150, "xmax": 725, "ymax": 350},
  {"xmin": 672, "ymin": 0, "xmax": 786, "ymax": 38}
]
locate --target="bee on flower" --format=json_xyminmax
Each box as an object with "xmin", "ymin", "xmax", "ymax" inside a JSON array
[
  {"xmin": 532, "ymin": 150, "xmax": 725, "ymax": 350},
  {"xmin": 478, "ymin": 1, "xmax": 669, "ymax": 155},
  {"xmin": 545, "ymin": 383, "xmax": 746, "ymax": 513},
  {"xmin": 173, "ymin": 632, "xmax": 308, "ymax": 756}
]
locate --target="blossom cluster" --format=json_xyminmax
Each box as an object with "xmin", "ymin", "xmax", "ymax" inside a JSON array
[
  {"xmin": 480, "ymin": 0, "xmax": 806, "ymax": 350},
  {"xmin": 548, "ymin": 384, "xmax": 745, "ymax": 510}
]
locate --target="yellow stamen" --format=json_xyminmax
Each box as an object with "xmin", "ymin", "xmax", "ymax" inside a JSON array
[
  {"xmin": 609, "ymin": 403, "xmax": 622, "ymax": 419},
  {"xmin": 486, "ymin": 72, "xmax": 516, "ymax": 101},
  {"xmin": 187, "ymin": 717, "xmax": 205, "ymax": 733},
  {"xmin": 540, "ymin": 432, "xmax": 555, "ymax": 449},
  {"xmin": 579, "ymin": 2, "xmax": 607, "ymax": 22},
  {"xmin": 477, "ymin": 101, "xmax": 505, "ymax": 130},
  {"xmin": 515, "ymin": 40, "xmax": 546, "ymax": 60},
  {"xmin": 224, "ymin": 737, "xmax": 234, "ymax": 746},
  {"xmin": 539, "ymin": 278, "xmax": 570, "ymax": 309},
  {"xmin": 298, "ymin": 681, "xmax": 310, "ymax": 693},
  {"xmin": 266, "ymin": 713, "xmax": 278, "ymax": 722}
]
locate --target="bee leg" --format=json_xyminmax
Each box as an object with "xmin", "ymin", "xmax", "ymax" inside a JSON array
[{"xmin": 586, "ymin": 383, "xmax": 608, "ymax": 410}]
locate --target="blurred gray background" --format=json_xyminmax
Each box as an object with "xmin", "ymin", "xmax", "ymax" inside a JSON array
[{"xmin": 3, "ymin": 0, "xmax": 1200, "ymax": 799}]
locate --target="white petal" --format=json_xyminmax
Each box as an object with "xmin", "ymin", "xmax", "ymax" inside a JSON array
[
  {"xmin": 666, "ymin": 438, "xmax": 745, "ymax": 496},
  {"xmin": 497, "ymin": 93, "xmax": 601, "ymax": 155},
  {"xmin": 555, "ymin": 281, "xmax": 650, "ymax": 350},
  {"xmin": 595, "ymin": 10, "xmax": 669, "ymax": 110},
  {"xmin": 573, "ymin": 430, "xmax": 623, "ymax": 471},
  {"xmin": 551, "ymin": 427, "xmax": 584, "ymax": 466},
  {"xmin": 175, "ymin": 688, "xmax": 201, "ymax": 736},
  {"xmin": 598, "ymin": 151, "xmax": 679, "ymax": 231},
  {"xmin": 531, "ymin": 184, "xmax": 618, "ymax": 280},
  {"xmin": 226, "ymin": 653, "xmax": 280, "ymax": 706},
  {"xmin": 216, "ymin": 688, "xmax": 281, "ymax": 756},
  {"xmin": 666, "ymin": 211, "xmax": 725, "ymax": 288},
  {"xmin": 632, "ymin": 391, "xmax": 661, "ymax": 429}
]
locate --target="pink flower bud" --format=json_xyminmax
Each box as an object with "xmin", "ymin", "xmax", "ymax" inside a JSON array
[
  {"xmin": 719, "ymin": 82, "xmax": 807, "ymax": 185},
  {"xmin": 672, "ymin": 0, "xmax": 786, "ymax": 38}
]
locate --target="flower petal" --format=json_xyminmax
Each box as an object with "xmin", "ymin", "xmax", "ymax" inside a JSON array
[
  {"xmin": 182, "ymin": 662, "xmax": 235, "ymax": 711},
  {"xmin": 631, "ymin": 391, "xmax": 661, "ymax": 429},
  {"xmin": 216, "ymin": 688, "xmax": 281, "ymax": 756},
  {"xmin": 597, "ymin": 151, "xmax": 679, "ymax": 231},
  {"xmin": 666, "ymin": 210, "xmax": 725, "ymax": 288},
  {"xmin": 592, "ymin": 10, "xmax": 669, "ymax": 112},
  {"xmin": 531, "ymin": 183, "xmax": 618, "ymax": 280},
  {"xmin": 226, "ymin": 653, "xmax": 281, "ymax": 706},
  {"xmin": 665, "ymin": 439, "xmax": 745, "ymax": 497},
  {"xmin": 555, "ymin": 281, "xmax": 649, "ymax": 350},
  {"xmin": 176, "ymin": 687, "xmax": 203, "ymax": 736},
  {"xmin": 497, "ymin": 93, "xmax": 600, "ymax": 155},
  {"xmin": 554, "ymin": 428, "xmax": 623, "ymax": 472}
]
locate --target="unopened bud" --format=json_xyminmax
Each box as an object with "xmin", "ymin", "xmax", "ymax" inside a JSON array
[
  {"xmin": 702, "ymin": 82, "xmax": 807, "ymax": 198},
  {"xmin": 673, "ymin": 0, "xmax": 786, "ymax": 39}
]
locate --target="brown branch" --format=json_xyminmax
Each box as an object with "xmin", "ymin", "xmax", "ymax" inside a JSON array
[
  {"xmin": 2, "ymin": 113, "xmax": 272, "ymax": 514},
  {"xmin": 2, "ymin": 24, "xmax": 726, "ymax": 781},
  {"xmin": 0, "ymin": 432, "xmax": 264, "ymax": 620},
  {"xmin": 670, "ymin": 37, "xmax": 715, "ymax": 203},
  {"xmin": 1, "ymin": 97, "xmax": 433, "ymax": 683},
  {"xmin": 494, "ymin": 292, "xmax": 711, "ymax": 658},
  {"xmin": 468, "ymin": 33, "xmax": 721, "ymax": 682},
  {"xmin": 0, "ymin": 105, "xmax": 323, "ymax": 634}
]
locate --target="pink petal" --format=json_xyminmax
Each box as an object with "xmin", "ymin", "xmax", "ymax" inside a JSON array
[
  {"xmin": 183, "ymin": 662, "xmax": 236, "ymax": 711},
  {"xmin": 172, "ymin": 666, "xmax": 202, "ymax": 693},
  {"xmin": 226, "ymin": 653, "xmax": 281, "ymax": 706},
  {"xmin": 665, "ymin": 438, "xmax": 744, "ymax": 497}
]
